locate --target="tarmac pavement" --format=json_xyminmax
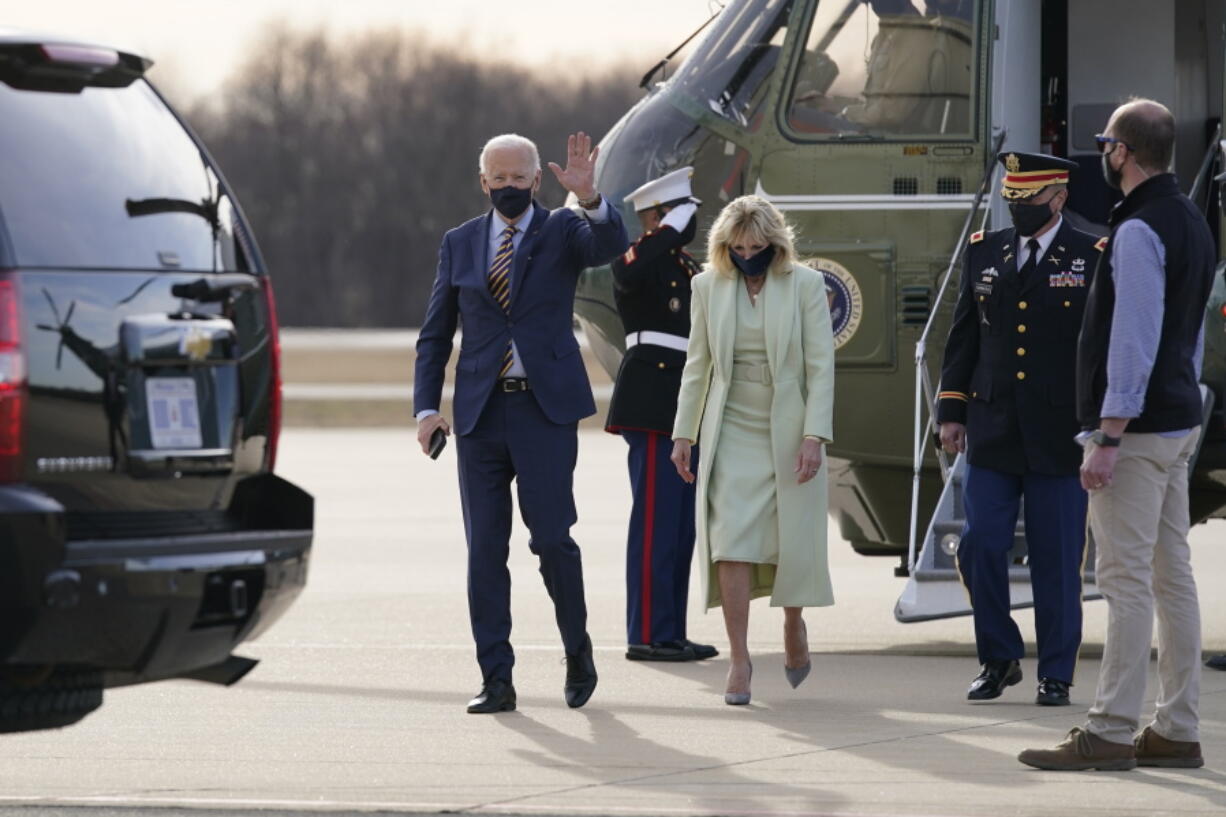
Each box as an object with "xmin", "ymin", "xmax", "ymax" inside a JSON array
[{"xmin": 2, "ymin": 428, "xmax": 1226, "ymax": 816}]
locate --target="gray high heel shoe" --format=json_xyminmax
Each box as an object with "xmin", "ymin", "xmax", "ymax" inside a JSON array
[
  {"xmin": 784, "ymin": 661, "xmax": 811, "ymax": 689},
  {"xmin": 784, "ymin": 619, "xmax": 810, "ymax": 689},
  {"xmin": 724, "ymin": 661, "xmax": 753, "ymax": 705}
]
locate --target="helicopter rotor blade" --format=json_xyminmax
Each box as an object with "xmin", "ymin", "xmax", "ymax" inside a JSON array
[
  {"xmin": 64, "ymin": 301, "xmax": 76, "ymax": 325},
  {"xmin": 41, "ymin": 287, "xmax": 61, "ymax": 325}
]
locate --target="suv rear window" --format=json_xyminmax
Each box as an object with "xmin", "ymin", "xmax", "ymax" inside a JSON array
[{"xmin": 0, "ymin": 79, "xmax": 245, "ymax": 272}]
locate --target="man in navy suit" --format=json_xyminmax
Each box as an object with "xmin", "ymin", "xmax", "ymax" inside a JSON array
[{"xmin": 414, "ymin": 132, "xmax": 628, "ymax": 714}]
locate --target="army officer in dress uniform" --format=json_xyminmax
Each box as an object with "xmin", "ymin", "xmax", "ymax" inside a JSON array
[
  {"xmin": 937, "ymin": 151, "xmax": 1104, "ymax": 706},
  {"xmin": 606, "ymin": 167, "xmax": 717, "ymax": 662}
]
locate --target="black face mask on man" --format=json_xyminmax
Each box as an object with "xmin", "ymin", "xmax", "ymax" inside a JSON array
[
  {"xmin": 489, "ymin": 185, "xmax": 533, "ymax": 220},
  {"xmin": 1101, "ymin": 152, "xmax": 1123, "ymax": 191},
  {"xmin": 731, "ymin": 246, "xmax": 775, "ymax": 277},
  {"xmin": 1008, "ymin": 199, "xmax": 1056, "ymax": 237}
]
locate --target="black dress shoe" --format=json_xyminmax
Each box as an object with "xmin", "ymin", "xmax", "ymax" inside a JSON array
[
  {"xmin": 1206, "ymin": 654, "xmax": 1226, "ymax": 671},
  {"xmin": 684, "ymin": 639, "xmax": 719, "ymax": 660},
  {"xmin": 966, "ymin": 659, "xmax": 1022, "ymax": 701},
  {"xmin": 467, "ymin": 679, "xmax": 516, "ymax": 714},
  {"xmin": 1035, "ymin": 677, "xmax": 1071, "ymax": 706},
  {"xmin": 626, "ymin": 641, "xmax": 695, "ymax": 662},
  {"xmin": 564, "ymin": 634, "xmax": 598, "ymax": 708}
]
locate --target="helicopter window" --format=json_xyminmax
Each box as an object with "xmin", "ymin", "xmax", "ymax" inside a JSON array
[
  {"xmin": 0, "ymin": 79, "xmax": 243, "ymax": 271},
  {"xmin": 785, "ymin": 0, "xmax": 978, "ymax": 140},
  {"xmin": 671, "ymin": 0, "xmax": 796, "ymax": 129}
]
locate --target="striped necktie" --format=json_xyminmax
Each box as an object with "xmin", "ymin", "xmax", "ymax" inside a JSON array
[{"xmin": 488, "ymin": 224, "xmax": 517, "ymax": 377}]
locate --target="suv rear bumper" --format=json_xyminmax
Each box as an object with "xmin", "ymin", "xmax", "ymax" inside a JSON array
[{"xmin": 0, "ymin": 474, "xmax": 312, "ymax": 685}]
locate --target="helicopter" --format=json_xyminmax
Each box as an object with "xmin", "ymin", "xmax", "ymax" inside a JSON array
[{"xmin": 573, "ymin": 0, "xmax": 1226, "ymax": 620}]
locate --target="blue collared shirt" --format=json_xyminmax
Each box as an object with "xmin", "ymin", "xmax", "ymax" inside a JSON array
[
  {"xmin": 490, "ymin": 197, "xmax": 609, "ymax": 377},
  {"xmin": 415, "ymin": 195, "xmax": 609, "ymax": 420},
  {"xmin": 1100, "ymin": 218, "xmax": 1203, "ymax": 436}
]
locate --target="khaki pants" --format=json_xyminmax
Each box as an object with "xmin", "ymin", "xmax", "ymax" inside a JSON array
[{"xmin": 1085, "ymin": 429, "xmax": 1202, "ymax": 745}]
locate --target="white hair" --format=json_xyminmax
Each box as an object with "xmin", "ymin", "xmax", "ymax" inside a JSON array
[{"xmin": 478, "ymin": 134, "xmax": 540, "ymax": 175}]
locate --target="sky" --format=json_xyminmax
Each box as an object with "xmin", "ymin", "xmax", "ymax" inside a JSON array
[{"xmin": 5, "ymin": 0, "xmax": 724, "ymax": 101}]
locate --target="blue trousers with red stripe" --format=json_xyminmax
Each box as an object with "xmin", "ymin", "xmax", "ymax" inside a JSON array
[
  {"xmin": 622, "ymin": 430, "xmax": 696, "ymax": 646},
  {"xmin": 957, "ymin": 465, "xmax": 1088, "ymax": 684}
]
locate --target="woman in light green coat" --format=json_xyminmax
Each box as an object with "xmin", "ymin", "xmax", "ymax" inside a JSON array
[{"xmin": 670, "ymin": 195, "xmax": 835, "ymax": 705}]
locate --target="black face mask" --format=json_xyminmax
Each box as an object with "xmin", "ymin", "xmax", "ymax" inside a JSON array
[
  {"xmin": 731, "ymin": 246, "xmax": 775, "ymax": 277},
  {"xmin": 1008, "ymin": 200, "xmax": 1054, "ymax": 237},
  {"xmin": 489, "ymin": 185, "xmax": 533, "ymax": 220},
  {"xmin": 1102, "ymin": 153, "xmax": 1123, "ymax": 191}
]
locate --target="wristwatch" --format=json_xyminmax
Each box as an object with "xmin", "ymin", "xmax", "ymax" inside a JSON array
[
  {"xmin": 1088, "ymin": 429, "xmax": 1122, "ymax": 447},
  {"xmin": 577, "ymin": 193, "xmax": 602, "ymax": 209}
]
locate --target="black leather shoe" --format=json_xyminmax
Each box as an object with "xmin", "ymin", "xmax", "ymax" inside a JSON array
[
  {"xmin": 626, "ymin": 641, "xmax": 695, "ymax": 661},
  {"xmin": 966, "ymin": 659, "xmax": 1022, "ymax": 701},
  {"xmin": 684, "ymin": 639, "xmax": 719, "ymax": 660},
  {"xmin": 1035, "ymin": 677, "xmax": 1071, "ymax": 706},
  {"xmin": 1205, "ymin": 654, "xmax": 1226, "ymax": 671},
  {"xmin": 565, "ymin": 634, "xmax": 598, "ymax": 708},
  {"xmin": 467, "ymin": 679, "xmax": 516, "ymax": 714}
]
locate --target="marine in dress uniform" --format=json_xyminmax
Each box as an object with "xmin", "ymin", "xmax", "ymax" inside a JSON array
[
  {"xmin": 937, "ymin": 151, "xmax": 1104, "ymax": 705},
  {"xmin": 606, "ymin": 167, "xmax": 717, "ymax": 662}
]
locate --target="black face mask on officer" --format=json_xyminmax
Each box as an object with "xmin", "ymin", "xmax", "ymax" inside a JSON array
[
  {"xmin": 1008, "ymin": 189, "xmax": 1064, "ymax": 237},
  {"xmin": 731, "ymin": 245, "xmax": 775, "ymax": 278},
  {"xmin": 488, "ymin": 185, "xmax": 534, "ymax": 220}
]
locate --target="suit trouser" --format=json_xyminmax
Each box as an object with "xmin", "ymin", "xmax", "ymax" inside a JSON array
[
  {"xmin": 957, "ymin": 465, "xmax": 1087, "ymax": 684},
  {"xmin": 1085, "ymin": 429, "xmax": 1202, "ymax": 745},
  {"xmin": 456, "ymin": 389, "xmax": 588, "ymax": 683},
  {"xmin": 622, "ymin": 430, "xmax": 697, "ymax": 645}
]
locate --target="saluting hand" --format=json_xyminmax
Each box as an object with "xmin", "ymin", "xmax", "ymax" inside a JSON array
[
  {"xmin": 671, "ymin": 439, "xmax": 696, "ymax": 484},
  {"xmin": 547, "ymin": 131, "xmax": 599, "ymax": 201}
]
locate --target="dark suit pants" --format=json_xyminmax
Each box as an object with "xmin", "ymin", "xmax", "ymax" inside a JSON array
[
  {"xmin": 957, "ymin": 465, "xmax": 1088, "ymax": 684},
  {"xmin": 622, "ymin": 430, "xmax": 697, "ymax": 645},
  {"xmin": 456, "ymin": 389, "xmax": 588, "ymax": 683}
]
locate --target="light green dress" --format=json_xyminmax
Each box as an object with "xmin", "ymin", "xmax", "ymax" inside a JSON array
[{"xmin": 707, "ymin": 284, "xmax": 779, "ymax": 578}]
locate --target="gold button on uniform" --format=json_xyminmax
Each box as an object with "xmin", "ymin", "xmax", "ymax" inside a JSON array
[
  {"xmin": 1018, "ymin": 301, "xmax": 1028, "ymax": 310},
  {"xmin": 1017, "ymin": 347, "xmax": 1026, "ymax": 356},
  {"xmin": 1017, "ymin": 371, "xmax": 1026, "ymax": 381},
  {"xmin": 1064, "ymin": 300, "xmax": 1071, "ymax": 307},
  {"xmin": 1018, "ymin": 324, "xmax": 1027, "ymax": 333},
  {"xmin": 658, "ymin": 362, "xmax": 666, "ymax": 369},
  {"xmin": 670, "ymin": 280, "xmax": 677, "ymax": 288}
]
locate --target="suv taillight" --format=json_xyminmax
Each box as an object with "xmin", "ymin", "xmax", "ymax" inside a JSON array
[
  {"xmin": 262, "ymin": 277, "xmax": 282, "ymax": 472},
  {"xmin": 0, "ymin": 277, "xmax": 25, "ymax": 482}
]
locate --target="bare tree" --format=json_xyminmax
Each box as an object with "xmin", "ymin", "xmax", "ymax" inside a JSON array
[{"xmin": 187, "ymin": 24, "xmax": 642, "ymax": 327}]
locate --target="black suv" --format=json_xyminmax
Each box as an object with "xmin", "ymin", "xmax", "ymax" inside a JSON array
[{"xmin": 0, "ymin": 30, "xmax": 312, "ymax": 730}]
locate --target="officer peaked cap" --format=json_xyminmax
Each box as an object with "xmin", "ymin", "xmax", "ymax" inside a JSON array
[
  {"xmin": 624, "ymin": 166, "xmax": 701, "ymax": 212},
  {"xmin": 997, "ymin": 151, "xmax": 1078, "ymax": 201}
]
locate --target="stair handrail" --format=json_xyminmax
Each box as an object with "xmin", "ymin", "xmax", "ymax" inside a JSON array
[
  {"xmin": 905, "ymin": 130, "xmax": 1005, "ymax": 576},
  {"xmin": 1187, "ymin": 122, "xmax": 1223, "ymax": 213}
]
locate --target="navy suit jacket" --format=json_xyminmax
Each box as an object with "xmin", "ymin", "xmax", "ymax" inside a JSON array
[{"xmin": 414, "ymin": 201, "xmax": 628, "ymax": 436}]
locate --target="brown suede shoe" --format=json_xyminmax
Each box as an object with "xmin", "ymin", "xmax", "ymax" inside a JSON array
[
  {"xmin": 1018, "ymin": 727, "xmax": 1137, "ymax": 771},
  {"xmin": 1134, "ymin": 725, "xmax": 1204, "ymax": 768}
]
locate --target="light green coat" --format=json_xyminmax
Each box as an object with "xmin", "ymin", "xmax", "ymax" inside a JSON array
[{"xmin": 673, "ymin": 263, "xmax": 836, "ymax": 610}]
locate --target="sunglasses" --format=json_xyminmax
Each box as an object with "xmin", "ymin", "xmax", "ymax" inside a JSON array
[{"xmin": 1094, "ymin": 134, "xmax": 1132, "ymax": 154}]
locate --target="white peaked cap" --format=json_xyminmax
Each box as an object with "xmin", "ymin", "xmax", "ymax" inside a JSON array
[{"xmin": 623, "ymin": 166, "xmax": 699, "ymax": 212}]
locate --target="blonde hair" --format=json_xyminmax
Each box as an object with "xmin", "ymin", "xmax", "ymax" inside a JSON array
[{"xmin": 706, "ymin": 195, "xmax": 797, "ymax": 278}]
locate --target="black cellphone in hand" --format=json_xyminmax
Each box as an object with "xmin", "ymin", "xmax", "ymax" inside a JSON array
[{"xmin": 429, "ymin": 427, "xmax": 448, "ymax": 460}]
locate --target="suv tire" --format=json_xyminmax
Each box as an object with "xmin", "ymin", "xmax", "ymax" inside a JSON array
[{"xmin": 0, "ymin": 666, "xmax": 104, "ymax": 733}]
